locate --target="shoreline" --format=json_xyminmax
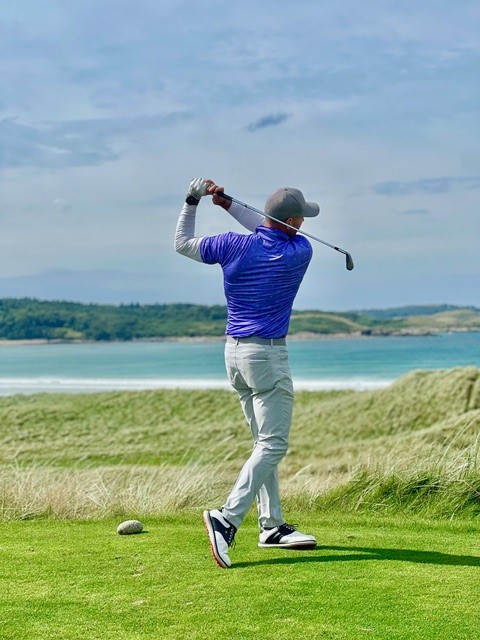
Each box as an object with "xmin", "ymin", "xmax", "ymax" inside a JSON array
[
  {"xmin": 0, "ymin": 375, "xmax": 396, "ymax": 396},
  {"xmin": 0, "ymin": 327, "xmax": 479, "ymax": 347}
]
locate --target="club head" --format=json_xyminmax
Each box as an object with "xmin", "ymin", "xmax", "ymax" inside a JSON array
[{"xmin": 346, "ymin": 253, "xmax": 354, "ymax": 271}]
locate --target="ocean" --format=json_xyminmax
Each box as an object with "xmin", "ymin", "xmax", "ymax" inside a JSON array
[{"xmin": 0, "ymin": 332, "xmax": 478, "ymax": 395}]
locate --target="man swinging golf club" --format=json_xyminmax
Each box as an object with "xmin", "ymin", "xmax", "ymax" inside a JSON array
[{"xmin": 175, "ymin": 178, "xmax": 318, "ymax": 568}]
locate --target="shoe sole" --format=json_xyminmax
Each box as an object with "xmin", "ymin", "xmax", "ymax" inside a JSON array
[
  {"xmin": 258, "ymin": 541, "xmax": 317, "ymax": 550},
  {"xmin": 203, "ymin": 510, "xmax": 231, "ymax": 569}
]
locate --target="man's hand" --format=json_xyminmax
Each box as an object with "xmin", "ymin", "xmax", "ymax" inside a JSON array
[
  {"xmin": 207, "ymin": 183, "xmax": 231, "ymax": 211},
  {"xmin": 187, "ymin": 178, "xmax": 213, "ymax": 201}
]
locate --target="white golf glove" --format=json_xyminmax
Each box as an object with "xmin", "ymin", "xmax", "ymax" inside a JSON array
[{"xmin": 187, "ymin": 178, "xmax": 210, "ymax": 200}]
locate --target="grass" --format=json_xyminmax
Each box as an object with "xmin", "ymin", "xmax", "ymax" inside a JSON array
[
  {"xmin": 1, "ymin": 514, "xmax": 479, "ymax": 640},
  {"xmin": 0, "ymin": 461, "xmax": 230, "ymax": 520},
  {"xmin": 0, "ymin": 366, "xmax": 479, "ymax": 520},
  {"xmin": 1, "ymin": 367, "xmax": 480, "ymax": 638}
]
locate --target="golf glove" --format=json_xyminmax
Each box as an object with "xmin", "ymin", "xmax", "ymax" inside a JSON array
[{"xmin": 187, "ymin": 178, "xmax": 209, "ymax": 200}]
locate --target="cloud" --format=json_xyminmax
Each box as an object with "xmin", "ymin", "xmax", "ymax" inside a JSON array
[
  {"xmin": 246, "ymin": 113, "xmax": 291, "ymax": 132},
  {"xmin": 398, "ymin": 208, "xmax": 431, "ymax": 215},
  {"xmin": 52, "ymin": 198, "xmax": 71, "ymax": 214},
  {"xmin": 373, "ymin": 176, "xmax": 480, "ymax": 196},
  {"xmin": 1, "ymin": 2, "xmax": 478, "ymax": 310},
  {"xmin": 0, "ymin": 269, "xmax": 165, "ymax": 304},
  {"xmin": 0, "ymin": 111, "xmax": 190, "ymax": 169},
  {"xmin": 0, "ymin": 118, "xmax": 118, "ymax": 170}
]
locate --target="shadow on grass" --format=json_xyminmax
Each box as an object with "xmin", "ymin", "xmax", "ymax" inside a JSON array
[{"xmin": 235, "ymin": 545, "xmax": 480, "ymax": 569}]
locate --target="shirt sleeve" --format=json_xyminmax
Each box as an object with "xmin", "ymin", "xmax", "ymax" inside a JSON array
[
  {"xmin": 174, "ymin": 203, "xmax": 205, "ymax": 262},
  {"xmin": 200, "ymin": 233, "xmax": 234, "ymax": 265},
  {"xmin": 227, "ymin": 201, "xmax": 263, "ymax": 232}
]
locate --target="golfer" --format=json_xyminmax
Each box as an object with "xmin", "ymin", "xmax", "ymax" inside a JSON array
[{"xmin": 175, "ymin": 178, "xmax": 318, "ymax": 568}]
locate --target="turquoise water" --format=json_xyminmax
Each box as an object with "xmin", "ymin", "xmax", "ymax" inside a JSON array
[{"xmin": 0, "ymin": 332, "xmax": 478, "ymax": 394}]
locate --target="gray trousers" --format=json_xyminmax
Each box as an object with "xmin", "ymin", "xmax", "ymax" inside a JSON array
[{"xmin": 222, "ymin": 339, "xmax": 294, "ymax": 530}]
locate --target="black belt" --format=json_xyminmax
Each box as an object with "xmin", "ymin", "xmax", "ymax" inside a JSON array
[{"xmin": 227, "ymin": 335, "xmax": 286, "ymax": 346}]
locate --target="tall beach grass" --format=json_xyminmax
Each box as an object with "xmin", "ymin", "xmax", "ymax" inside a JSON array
[{"xmin": 0, "ymin": 366, "xmax": 479, "ymax": 520}]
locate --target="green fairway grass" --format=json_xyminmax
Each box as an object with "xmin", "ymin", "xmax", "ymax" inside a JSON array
[{"xmin": 1, "ymin": 514, "xmax": 479, "ymax": 640}]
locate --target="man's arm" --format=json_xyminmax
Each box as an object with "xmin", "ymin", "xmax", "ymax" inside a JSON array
[
  {"xmin": 208, "ymin": 184, "xmax": 263, "ymax": 232},
  {"xmin": 174, "ymin": 178, "xmax": 264, "ymax": 261},
  {"xmin": 225, "ymin": 201, "xmax": 263, "ymax": 232},
  {"xmin": 173, "ymin": 201, "xmax": 205, "ymax": 262},
  {"xmin": 174, "ymin": 178, "xmax": 216, "ymax": 261}
]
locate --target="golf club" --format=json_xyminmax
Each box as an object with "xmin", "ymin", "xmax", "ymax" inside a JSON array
[{"xmin": 221, "ymin": 193, "xmax": 354, "ymax": 271}]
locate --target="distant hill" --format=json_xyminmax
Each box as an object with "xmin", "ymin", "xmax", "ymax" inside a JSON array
[
  {"xmin": 290, "ymin": 305, "xmax": 480, "ymax": 336},
  {"xmin": 0, "ymin": 298, "xmax": 479, "ymax": 341},
  {"xmin": 356, "ymin": 304, "xmax": 480, "ymax": 319},
  {"xmin": 0, "ymin": 299, "xmax": 227, "ymax": 341}
]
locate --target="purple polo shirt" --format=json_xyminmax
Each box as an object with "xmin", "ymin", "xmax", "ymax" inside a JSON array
[{"xmin": 200, "ymin": 225, "xmax": 312, "ymax": 338}]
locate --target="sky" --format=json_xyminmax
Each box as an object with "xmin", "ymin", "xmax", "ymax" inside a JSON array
[{"xmin": 0, "ymin": 0, "xmax": 479, "ymax": 311}]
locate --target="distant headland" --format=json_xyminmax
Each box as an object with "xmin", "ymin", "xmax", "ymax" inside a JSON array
[{"xmin": 0, "ymin": 299, "xmax": 478, "ymax": 343}]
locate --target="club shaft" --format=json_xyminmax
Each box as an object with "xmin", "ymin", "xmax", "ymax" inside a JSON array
[{"xmin": 222, "ymin": 193, "xmax": 354, "ymax": 267}]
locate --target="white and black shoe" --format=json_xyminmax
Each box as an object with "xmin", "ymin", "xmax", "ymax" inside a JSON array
[
  {"xmin": 258, "ymin": 523, "xmax": 317, "ymax": 549},
  {"xmin": 203, "ymin": 509, "xmax": 237, "ymax": 569}
]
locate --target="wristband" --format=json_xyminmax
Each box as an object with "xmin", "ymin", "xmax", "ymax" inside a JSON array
[{"xmin": 185, "ymin": 195, "xmax": 200, "ymax": 205}]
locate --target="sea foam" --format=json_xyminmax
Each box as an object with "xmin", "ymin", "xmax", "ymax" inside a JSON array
[{"xmin": 0, "ymin": 376, "xmax": 393, "ymax": 395}]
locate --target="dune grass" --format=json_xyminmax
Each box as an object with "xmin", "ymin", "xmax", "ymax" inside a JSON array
[
  {"xmin": 0, "ymin": 367, "xmax": 479, "ymax": 520},
  {"xmin": 1, "ymin": 514, "xmax": 479, "ymax": 640}
]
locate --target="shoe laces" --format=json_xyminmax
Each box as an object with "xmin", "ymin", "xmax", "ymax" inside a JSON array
[
  {"xmin": 278, "ymin": 523, "xmax": 297, "ymax": 535},
  {"xmin": 227, "ymin": 531, "xmax": 235, "ymax": 549},
  {"xmin": 226, "ymin": 526, "xmax": 236, "ymax": 548}
]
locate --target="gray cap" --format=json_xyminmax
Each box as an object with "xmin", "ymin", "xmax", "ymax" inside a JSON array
[{"xmin": 264, "ymin": 188, "xmax": 320, "ymax": 222}]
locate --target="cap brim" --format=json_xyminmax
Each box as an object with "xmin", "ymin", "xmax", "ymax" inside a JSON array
[{"xmin": 303, "ymin": 201, "xmax": 320, "ymax": 217}]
